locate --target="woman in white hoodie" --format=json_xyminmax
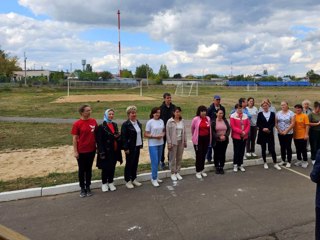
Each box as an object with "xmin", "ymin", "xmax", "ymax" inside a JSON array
[{"xmin": 166, "ymin": 107, "xmax": 187, "ymax": 181}]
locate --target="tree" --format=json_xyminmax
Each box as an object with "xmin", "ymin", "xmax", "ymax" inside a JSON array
[
  {"xmin": 158, "ymin": 64, "xmax": 170, "ymax": 79},
  {"xmin": 307, "ymin": 69, "xmax": 320, "ymax": 83},
  {"xmin": 173, "ymin": 73, "xmax": 182, "ymax": 79},
  {"xmin": 120, "ymin": 69, "xmax": 133, "ymax": 78},
  {"xmin": 0, "ymin": 48, "xmax": 22, "ymax": 82},
  {"xmin": 98, "ymin": 71, "xmax": 113, "ymax": 80},
  {"xmin": 135, "ymin": 64, "xmax": 154, "ymax": 78},
  {"xmin": 85, "ymin": 64, "xmax": 93, "ymax": 72},
  {"xmin": 49, "ymin": 71, "xmax": 65, "ymax": 84}
]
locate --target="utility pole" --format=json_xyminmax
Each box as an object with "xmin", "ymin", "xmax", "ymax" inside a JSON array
[
  {"xmin": 118, "ymin": 10, "xmax": 121, "ymax": 77},
  {"xmin": 24, "ymin": 52, "xmax": 27, "ymax": 86}
]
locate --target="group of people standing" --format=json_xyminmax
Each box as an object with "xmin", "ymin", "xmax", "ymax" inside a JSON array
[{"xmin": 71, "ymin": 93, "xmax": 320, "ymax": 198}]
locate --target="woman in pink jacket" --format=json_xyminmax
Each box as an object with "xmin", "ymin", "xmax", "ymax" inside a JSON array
[
  {"xmin": 191, "ymin": 105, "xmax": 211, "ymax": 179},
  {"xmin": 230, "ymin": 103, "xmax": 250, "ymax": 172}
]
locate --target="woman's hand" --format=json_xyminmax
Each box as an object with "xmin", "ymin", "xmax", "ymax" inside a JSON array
[
  {"xmin": 74, "ymin": 151, "xmax": 79, "ymax": 159},
  {"xmin": 125, "ymin": 150, "xmax": 130, "ymax": 154}
]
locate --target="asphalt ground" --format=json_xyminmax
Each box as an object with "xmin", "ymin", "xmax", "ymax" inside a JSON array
[{"xmin": 0, "ymin": 165, "xmax": 316, "ymax": 240}]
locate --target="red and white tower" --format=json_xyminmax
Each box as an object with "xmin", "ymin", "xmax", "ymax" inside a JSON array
[{"xmin": 117, "ymin": 10, "xmax": 121, "ymax": 77}]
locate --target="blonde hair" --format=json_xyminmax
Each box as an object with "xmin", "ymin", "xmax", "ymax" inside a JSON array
[
  {"xmin": 302, "ymin": 99, "xmax": 311, "ymax": 106},
  {"xmin": 260, "ymin": 100, "xmax": 269, "ymax": 107},
  {"xmin": 126, "ymin": 106, "xmax": 137, "ymax": 116}
]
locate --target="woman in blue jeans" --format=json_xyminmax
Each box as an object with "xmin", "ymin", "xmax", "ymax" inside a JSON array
[{"xmin": 145, "ymin": 107, "xmax": 165, "ymax": 187}]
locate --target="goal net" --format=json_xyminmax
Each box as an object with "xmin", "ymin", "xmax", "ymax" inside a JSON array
[
  {"xmin": 175, "ymin": 81, "xmax": 198, "ymax": 96},
  {"xmin": 246, "ymin": 84, "xmax": 258, "ymax": 92}
]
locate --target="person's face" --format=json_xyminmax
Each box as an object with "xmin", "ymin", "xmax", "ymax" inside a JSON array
[
  {"xmin": 217, "ymin": 110, "xmax": 224, "ymax": 119},
  {"xmin": 129, "ymin": 111, "xmax": 137, "ymax": 121},
  {"xmin": 153, "ymin": 110, "xmax": 161, "ymax": 119},
  {"xmin": 108, "ymin": 111, "xmax": 114, "ymax": 120},
  {"xmin": 295, "ymin": 107, "xmax": 302, "ymax": 114},
  {"xmin": 241, "ymin": 100, "xmax": 247, "ymax": 108},
  {"xmin": 200, "ymin": 110, "xmax": 207, "ymax": 117},
  {"xmin": 262, "ymin": 103, "xmax": 269, "ymax": 112},
  {"xmin": 315, "ymin": 106, "xmax": 320, "ymax": 113},
  {"xmin": 174, "ymin": 109, "xmax": 181, "ymax": 119},
  {"xmin": 280, "ymin": 102, "xmax": 288, "ymax": 111},
  {"xmin": 236, "ymin": 107, "xmax": 243, "ymax": 114},
  {"xmin": 303, "ymin": 102, "xmax": 309, "ymax": 109},
  {"xmin": 81, "ymin": 107, "xmax": 92, "ymax": 118},
  {"xmin": 248, "ymin": 99, "xmax": 254, "ymax": 107},
  {"xmin": 164, "ymin": 96, "xmax": 172, "ymax": 105},
  {"xmin": 214, "ymin": 98, "xmax": 221, "ymax": 106}
]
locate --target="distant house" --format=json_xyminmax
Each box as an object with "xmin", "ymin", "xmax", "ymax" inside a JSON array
[
  {"xmin": 281, "ymin": 76, "xmax": 292, "ymax": 82},
  {"xmin": 12, "ymin": 70, "xmax": 62, "ymax": 82},
  {"xmin": 210, "ymin": 78, "xmax": 228, "ymax": 85}
]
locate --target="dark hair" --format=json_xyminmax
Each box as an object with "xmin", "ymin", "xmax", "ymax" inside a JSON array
[
  {"xmin": 78, "ymin": 104, "xmax": 91, "ymax": 114},
  {"xmin": 149, "ymin": 107, "xmax": 160, "ymax": 119},
  {"xmin": 247, "ymin": 97, "xmax": 254, "ymax": 102},
  {"xmin": 163, "ymin": 92, "xmax": 171, "ymax": 99},
  {"xmin": 196, "ymin": 105, "xmax": 207, "ymax": 116},
  {"xmin": 314, "ymin": 101, "xmax": 320, "ymax": 109},
  {"xmin": 239, "ymin": 98, "xmax": 246, "ymax": 105},
  {"xmin": 217, "ymin": 109, "xmax": 224, "ymax": 116},
  {"xmin": 294, "ymin": 104, "xmax": 303, "ymax": 109},
  {"xmin": 234, "ymin": 103, "xmax": 241, "ymax": 109},
  {"xmin": 172, "ymin": 106, "xmax": 182, "ymax": 120}
]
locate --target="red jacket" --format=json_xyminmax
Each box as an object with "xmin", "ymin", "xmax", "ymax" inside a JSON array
[{"xmin": 230, "ymin": 112, "xmax": 250, "ymax": 140}]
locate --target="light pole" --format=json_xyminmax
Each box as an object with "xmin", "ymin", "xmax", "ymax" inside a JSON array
[{"xmin": 24, "ymin": 52, "xmax": 27, "ymax": 86}]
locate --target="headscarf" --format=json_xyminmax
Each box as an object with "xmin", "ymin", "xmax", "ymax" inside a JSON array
[{"xmin": 103, "ymin": 108, "xmax": 114, "ymax": 123}]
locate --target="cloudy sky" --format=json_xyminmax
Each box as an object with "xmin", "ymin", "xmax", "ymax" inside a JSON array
[{"xmin": 1, "ymin": 0, "xmax": 320, "ymax": 76}]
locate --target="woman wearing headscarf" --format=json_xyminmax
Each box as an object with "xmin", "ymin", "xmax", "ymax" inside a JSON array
[{"xmin": 96, "ymin": 108, "xmax": 123, "ymax": 192}]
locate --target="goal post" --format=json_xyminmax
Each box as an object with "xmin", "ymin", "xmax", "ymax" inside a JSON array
[{"xmin": 175, "ymin": 81, "xmax": 198, "ymax": 96}]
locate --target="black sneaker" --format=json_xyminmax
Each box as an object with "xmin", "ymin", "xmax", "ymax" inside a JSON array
[
  {"xmin": 215, "ymin": 168, "xmax": 220, "ymax": 174},
  {"xmin": 86, "ymin": 187, "xmax": 93, "ymax": 197},
  {"xmin": 220, "ymin": 169, "xmax": 225, "ymax": 175},
  {"xmin": 80, "ymin": 188, "xmax": 86, "ymax": 198}
]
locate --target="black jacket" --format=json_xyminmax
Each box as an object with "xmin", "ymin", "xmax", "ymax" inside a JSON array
[
  {"xmin": 207, "ymin": 103, "xmax": 226, "ymax": 121},
  {"xmin": 211, "ymin": 118, "xmax": 230, "ymax": 147},
  {"xmin": 160, "ymin": 102, "xmax": 176, "ymax": 125},
  {"xmin": 96, "ymin": 121, "xmax": 122, "ymax": 169},
  {"xmin": 121, "ymin": 119, "xmax": 143, "ymax": 151},
  {"xmin": 310, "ymin": 149, "xmax": 320, "ymax": 207},
  {"xmin": 256, "ymin": 111, "xmax": 275, "ymax": 145}
]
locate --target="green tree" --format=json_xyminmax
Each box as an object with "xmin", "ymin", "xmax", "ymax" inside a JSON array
[
  {"xmin": 173, "ymin": 73, "xmax": 182, "ymax": 79},
  {"xmin": 0, "ymin": 48, "xmax": 22, "ymax": 82},
  {"xmin": 98, "ymin": 71, "xmax": 113, "ymax": 80},
  {"xmin": 49, "ymin": 71, "xmax": 65, "ymax": 84},
  {"xmin": 135, "ymin": 64, "xmax": 154, "ymax": 78},
  {"xmin": 85, "ymin": 64, "xmax": 93, "ymax": 72},
  {"xmin": 307, "ymin": 69, "xmax": 320, "ymax": 83},
  {"xmin": 158, "ymin": 64, "xmax": 170, "ymax": 79},
  {"xmin": 120, "ymin": 69, "xmax": 133, "ymax": 78}
]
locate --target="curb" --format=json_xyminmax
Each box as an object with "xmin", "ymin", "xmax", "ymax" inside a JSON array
[{"xmin": 0, "ymin": 153, "xmax": 309, "ymax": 202}]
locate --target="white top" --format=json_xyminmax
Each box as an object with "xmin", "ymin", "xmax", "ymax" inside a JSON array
[
  {"xmin": 146, "ymin": 118, "xmax": 165, "ymax": 146},
  {"xmin": 246, "ymin": 106, "xmax": 258, "ymax": 126},
  {"xmin": 263, "ymin": 111, "xmax": 271, "ymax": 121},
  {"xmin": 276, "ymin": 110, "xmax": 294, "ymax": 134},
  {"xmin": 176, "ymin": 121, "xmax": 184, "ymax": 141},
  {"xmin": 130, "ymin": 120, "xmax": 142, "ymax": 146}
]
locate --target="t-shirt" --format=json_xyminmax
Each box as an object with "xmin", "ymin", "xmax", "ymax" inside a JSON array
[
  {"xmin": 130, "ymin": 120, "xmax": 142, "ymax": 146},
  {"xmin": 199, "ymin": 117, "xmax": 210, "ymax": 136},
  {"xmin": 293, "ymin": 113, "xmax": 309, "ymax": 139},
  {"xmin": 146, "ymin": 119, "xmax": 164, "ymax": 146},
  {"xmin": 309, "ymin": 112, "xmax": 320, "ymax": 131},
  {"xmin": 215, "ymin": 120, "xmax": 227, "ymax": 140},
  {"xmin": 276, "ymin": 110, "xmax": 294, "ymax": 134},
  {"xmin": 71, "ymin": 118, "xmax": 98, "ymax": 153},
  {"xmin": 246, "ymin": 106, "xmax": 258, "ymax": 126},
  {"xmin": 176, "ymin": 121, "xmax": 184, "ymax": 141}
]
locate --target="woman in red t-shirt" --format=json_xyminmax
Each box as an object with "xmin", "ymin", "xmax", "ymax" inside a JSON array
[{"xmin": 71, "ymin": 104, "xmax": 98, "ymax": 198}]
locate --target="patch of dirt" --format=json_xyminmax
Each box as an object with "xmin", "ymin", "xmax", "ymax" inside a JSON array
[{"xmin": 53, "ymin": 94, "xmax": 155, "ymax": 103}]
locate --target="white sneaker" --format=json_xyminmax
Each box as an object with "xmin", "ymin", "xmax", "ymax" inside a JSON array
[
  {"xmin": 285, "ymin": 162, "xmax": 291, "ymax": 168},
  {"xmin": 278, "ymin": 161, "xmax": 285, "ymax": 166},
  {"xmin": 157, "ymin": 179, "xmax": 163, "ymax": 183},
  {"xmin": 151, "ymin": 179, "xmax": 160, "ymax": 187},
  {"xmin": 312, "ymin": 160, "xmax": 316, "ymax": 165},
  {"xmin": 132, "ymin": 179, "xmax": 142, "ymax": 187},
  {"xmin": 233, "ymin": 165, "xmax": 238, "ymax": 172},
  {"xmin": 251, "ymin": 153, "xmax": 257, "ymax": 157},
  {"xmin": 196, "ymin": 172, "xmax": 202, "ymax": 179},
  {"xmin": 301, "ymin": 161, "xmax": 308, "ymax": 168},
  {"xmin": 239, "ymin": 166, "xmax": 246, "ymax": 172},
  {"xmin": 294, "ymin": 161, "xmax": 302, "ymax": 167},
  {"xmin": 126, "ymin": 181, "xmax": 134, "ymax": 189},
  {"xmin": 243, "ymin": 155, "xmax": 247, "ymax": 160},
  {"xmin": 246, "ymin": 153, "xmax": 252, "ymax": 157},
  {"xmin": 264, "ymin": 163, "xmax": 269, "ymax": 169},
  {"xmin": 201, "ymin": 171, "xmax": 208, "ymax": 177},
  {"xmin": 176, "ymin": 173, "xmax": 183, "ymax": 180},
  {"xmin": 101, "ymin": 183, "xmax": 109, "ymax": 192},
  {"xmin": 108, "ymin": 183, "xmax": 116, "ymax": 191},
  {"xmin": 274, "ymin": 163, "xmax": 281, "ymax": 170},
  {"xmin": 171, "ymin": 174, "xmax": 177, "ymax": 181}
]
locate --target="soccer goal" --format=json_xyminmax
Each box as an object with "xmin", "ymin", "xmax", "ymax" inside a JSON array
[
  {"xmin": 175, "ymin": 81, "xmax": 198, "ymax": 96},
  {"xmin": 246, "ymin": 84, "xmax": 258, "ymax": 92}
]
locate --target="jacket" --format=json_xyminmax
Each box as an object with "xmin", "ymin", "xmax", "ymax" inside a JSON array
[
  {"xmin": 191, "ymin": 116, "xmax": 212, "ymax": 145},
  {"xmin": 211, "ymin": 118, "xmax": 230, "ymax": 147},
  {"xmin": 160, "ymin": 102, "xmax": 176, "ymax": 125},
  {"xmin": 207, "ymin": 103, "xmax": 226, "ymax": 121},
  {"xmin": 230, "ymin": 112, "xmax": 250, "ymax": 140},
  {"xmin": 166, "ymin": 118, "xmax": 187, "ymax": 147},
  {"xmin": 121, "ymin": 119, "xmax": 143, "ymax": 151},
  {"xmin": 256, "ymin": 111, "xmax": 275, "ymax": 145},
  {"xmin": 310, "ymin": 149, "xmax": 320, "ymax": 207},
  {"xmin": 96, "ymin": 121, "xmax": 122, "ymax": 169}
]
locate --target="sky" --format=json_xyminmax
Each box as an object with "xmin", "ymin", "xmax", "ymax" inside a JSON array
[{"xmin": 0, "ymin": 0, "xmax": 320, "ymax": 77}]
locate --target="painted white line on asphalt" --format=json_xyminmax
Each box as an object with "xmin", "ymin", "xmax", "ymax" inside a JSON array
[{"xmin": 283, "ymin": 167, "xmax": 310, "ymax": 180}]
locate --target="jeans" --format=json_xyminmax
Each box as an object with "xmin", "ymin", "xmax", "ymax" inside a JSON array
[
  {"xmin": 294, "ymin": 139, "xmax": 308, "ymax": 161},
  {"xmin": 233, "ymin": 138, "xmax": 247, "ymax": 166},
  {"xmin": 278, "ymin": 134, "xmax": 293, "ymax": 163},
  {"xmin": 77, "ymin": 151, "xmax": 95, "ymax": 188},
  {"xmin": 149, "ymin": 145, "xmax": 163, "ymax": 180},
  {"xmin": 206, "ymin": 146, "xmax": 213, "ymax": 162},
  {"xmin": 246, "ymin": 126, "xmax": 257, "ymax": 153}
]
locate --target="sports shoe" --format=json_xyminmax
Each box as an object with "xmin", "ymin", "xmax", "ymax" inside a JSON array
[
  {"xmin": 126, "ymin": 181, "xmax": 134, "ymax": 189},
  {"xmin": 176, "ymin": 173, "xmax": 183, "ymax": 180},
  {"xmin": 264, "ymin": 163, "xmax": 269, "ymax": 169},
  {"xmin": 160, "ymin": 162, "xmax": 166, "ymax": 170},
  {"xmin": 233, "ymin": 165, "xmax": 238, "ymax": 172},
  {"xmin": 278, "ymin": 161, "xmax": 285, "ymax": 166},
  {"xmin": 312, "ymin": 160, "xmax": 316, "ymax": 165},
  {"xmin": 196, "ymin": 172, "xmax": 202, "ymax": 179},
  {"xmin": 80, "ymin": 188, "xmax": 86, "ymax": 198},
  {"xmin": 86, "ymin": 187, "xmax": 93, "ymax": 197},
  {"xmin": 246, "ymin": 153, "xmax": 252, "ymax": 157},
  {"xmin": 157, "ymin": 179, "xmax": 163, "ymax": 183},
  {"xmin": 286, "ymin": 162, "xmax": 291, "ymax": 168},
  {"xmin": 151, "ymin": 179, "xmax": 160, "ymax": 187},
  {"xmin": 251, "ymin": 153, "xmax": 257, "ymax": 157},
  {"xmin": 243, "ymin": 155, "xmax": 247, "ymax": 160},
  {"xmin": 108, "ymin": 183, "xmax": 116, "ymax": 191},
  {"xmin": 294, "ymin": 161, "xmax": 302, "ymax": 167},
  {"xmin": 301, "ymin": 161, "xmax": 308, "ymax": 168},
  {"xmin": 101, "ymin": 183, "xmax": 109, "ymax": 192},
  {"xmin": 215, "ymin": 168, "xmax": 220, "ymax": 174},
  {"xmin": 171, "ymin": 174, "xmax": 177, "ymax": 181},
  {"xmin": 220, "ymin": 169, "xmax": 225, "ymax": 174},
  {"xmin": 132, "ymin": 179, "xmax": 142, "ymax": 187},
  {"xmin": 239, "ymin": 166, "xmax": 246, "ymax": 172},
  {"xmin": 274, "ymin": 163, "xmax": 281, "ymax": 170},
  {"xmin": 201, "ymin": 171, "xmax": 208, "ymax": 177}
]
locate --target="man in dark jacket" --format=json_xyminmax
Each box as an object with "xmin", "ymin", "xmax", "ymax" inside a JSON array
[
  {"xmin": 206, "ymin": 95, "xmax": 226, "ymax": 163},
  {"xmin": 160, "ymin": 92, "xmax": 176, "ymax": 169},
  {"xmin": 310, "ymin": 149, "xmax": 320, "ymax": 240}
]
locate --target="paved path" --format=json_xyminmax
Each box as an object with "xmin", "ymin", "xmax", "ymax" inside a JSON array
[{"xmin": 0, "ymin": 165, "xmax": 316, "ymax": 240}]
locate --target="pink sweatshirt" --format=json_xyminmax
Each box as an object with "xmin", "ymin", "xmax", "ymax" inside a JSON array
[
  {"xmin": 191, "ymin": 116, "xmax": 212, "ymax": 145},
  {"xmin": 230, "ymin": 112, "xmax": 250, "ymax": 140}
]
